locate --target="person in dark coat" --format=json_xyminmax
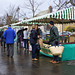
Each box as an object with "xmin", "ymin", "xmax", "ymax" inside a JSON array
[
  {"xmin": 35, "ymin": 24, "xmax": 42, "ymax": 59},
  {"xmin": 17, "ymin": 29, "xmax": 24, "ymax": 49},
  {"xmin": 30, "ymin": 25, "xmax": 38, "ymax": 61},
  {"xmin": 48, "ymin": 21, "xmax": 59, "ymax": 63},
  {"xmin": 36, "ymin": 24, "xmax": 42, "ymax": 37},
  {"xmin": 0, "ymin": 29, "xmax": 4, "ymax": 46},
  {"xmin": 3, "ymin": 25, "xmax": 16, "ymax": 58},
  {"xmin": 0, "ymin": 28, "xmax": 6, "ymax": 52}
]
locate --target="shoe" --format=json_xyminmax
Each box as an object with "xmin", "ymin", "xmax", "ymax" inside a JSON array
[
  {"xmin": 11, "ymin": 56, "xmax": 13, "ymax": 58},
  {"xmin": 32, "ymin": 58, "xmax": 38, "ymax": 61},
  {"xmin": 49, "ymin": 60, "xmax": 54, "ymax": 63},
  {"xmin": 7, "ymin": 55, "xmax": 9, "ymax": 57},
  {"xmin": 52, "ymin": 61, "xmax": 59, "ymax": 64},
  {"xmin": 36, "ymin": 57, "xmax": 39, "ymax": 60}
]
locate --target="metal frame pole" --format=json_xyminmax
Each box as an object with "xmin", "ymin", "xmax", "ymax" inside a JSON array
[{"xmin": 62, "ymin": 18, "xmax": 64, "ymax": 43}]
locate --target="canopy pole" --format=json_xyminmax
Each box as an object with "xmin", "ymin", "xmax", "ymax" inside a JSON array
[{"xmin": 62, "ymin": 18, "xmax": 64, "ymax": 43}]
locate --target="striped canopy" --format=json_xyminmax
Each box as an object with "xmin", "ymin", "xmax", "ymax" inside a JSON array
[{"xmin": 11, "ymin": 7, "xmax": 75, "ymax": 26}]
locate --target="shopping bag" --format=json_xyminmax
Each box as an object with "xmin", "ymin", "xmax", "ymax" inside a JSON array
[
  {"xmin": 21, "ymin": 41, "xmax": 23, "ymax": 47},
  {"xmin": 37, "ymin": 38, "xmax": 43, "ymax": 47},
  {"xmin": 29, "ymin": 44, "xmax": 32, "ymax": 51},
  {"xmin": 49, "ymin": 46, "xmax": 64, "ymax": 55}
]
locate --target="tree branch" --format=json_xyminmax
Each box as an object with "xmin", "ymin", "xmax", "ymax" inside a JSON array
[{"xmin": 53, "ymin": 1, "xmax": 59, "ymax": 7}]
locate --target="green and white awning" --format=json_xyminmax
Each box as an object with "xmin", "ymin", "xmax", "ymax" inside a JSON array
[
  {"xmin": 50, "ymin": 7, "xmax": 75, "ymax": 20},
  {"xmin": 11, "ymin": 7, "xmax": 75, "ymax": 26}
]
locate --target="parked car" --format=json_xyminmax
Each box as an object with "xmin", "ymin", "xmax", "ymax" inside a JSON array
[
  {"xmin": 59, "ymin": 31, "xmax": 72, "ymax": 37},
  {"xmin": 42, "ymin": 32, "xmax": 50, "ymax": 40},
  {"xmin": 59, "ymin": 32, "xmax": 72, "ymax": 43}
]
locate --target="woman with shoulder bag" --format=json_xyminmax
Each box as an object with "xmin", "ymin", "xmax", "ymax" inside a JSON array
[{"xmin": 30, "ymin": 25, "xmax": 38, "ymax": 61}]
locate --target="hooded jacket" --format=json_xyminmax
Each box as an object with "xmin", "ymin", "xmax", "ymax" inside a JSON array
[{"xmin": 3, "ymin": 27, "xmax": 16, "ymax": 44}]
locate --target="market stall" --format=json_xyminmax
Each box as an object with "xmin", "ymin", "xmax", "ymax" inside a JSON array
[{"xmin": 11, "ymin": 7, "xmax": 75, "ymax": 61}]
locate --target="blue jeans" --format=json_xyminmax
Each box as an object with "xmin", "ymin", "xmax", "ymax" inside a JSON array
[
  {"xmin": 24, "ymin": 39, "xmax": 28, "ymax": 49},
  {"xmin": 32, "ymin": 44, "xmax": 36, "ymax": 59},
  {"xmin": 52, "ymin": 41, "xmax": 59, "ymax": 62}
]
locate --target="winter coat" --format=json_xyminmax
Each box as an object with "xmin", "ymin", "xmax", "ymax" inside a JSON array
[
  {"xmin": 36, "ymin": 28, "xmax": 42, "ymax": 36},
  {"xmin": 0, "ymin": 30, "xmax": 4, "ymax": 39},
  {"xmin": 30, "ymin": 29, "xmax": 37, "ymax": 45},
  {"xmin": 3, "ymin": 27, "xmax": 16, "ymax": 44},
  {"xmin": 49, "ymin": 26, "xmax": 59, "ymax": 43},
  {"xmin": 17, "ymin": 30, "xmax": 23, "ymax": 42}
]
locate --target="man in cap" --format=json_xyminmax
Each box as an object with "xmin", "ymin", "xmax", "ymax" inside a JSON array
[{"xmin": 48, "ymin": 21, "xmax": 59, "ymax": 63}]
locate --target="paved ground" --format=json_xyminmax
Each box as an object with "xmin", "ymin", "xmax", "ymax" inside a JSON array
[{"xmin": 0, "ymin": 44, "xmax": 75, "ymax": 75}]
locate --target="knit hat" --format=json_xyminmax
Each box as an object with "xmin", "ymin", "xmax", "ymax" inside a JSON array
[
  {"xmin": 8, "ymin": 25, "xmax": 11, "ymax": 27},
  {"xmin": 49, "ymin": 21, "xmax": 54, "ymax": 25}
]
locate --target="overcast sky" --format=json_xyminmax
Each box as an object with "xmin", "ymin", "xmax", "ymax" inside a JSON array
[{"xmin": 0, "ymin": 0, "xmax": 54, "ymax": 18}]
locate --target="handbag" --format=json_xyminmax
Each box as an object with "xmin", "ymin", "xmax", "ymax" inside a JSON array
[
  {"xmin": 37, "ymin": 38, "xmax": 43, "ymax": 47},
  {"xmin": 49, "ymin": 46, "xmax": 64, "ymax": 55},
  {"xmin": 36, "ymin": 43, "xmax": 41, "ymax": 50},
  {"xmin": 21, "ymin": 41, "xmax": 23, "ymax": 47}
]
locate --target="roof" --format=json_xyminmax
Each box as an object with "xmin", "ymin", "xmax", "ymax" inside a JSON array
[{"xmin": 35, "ymin": 10, "xmax": 49, "ymax": 17}]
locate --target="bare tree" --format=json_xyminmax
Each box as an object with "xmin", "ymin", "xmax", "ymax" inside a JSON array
[
  {"xmin": 23, "ymin": 0, "xmax": 43, "ymax": 17},
  {"xmin": 5, "ymin": 5, "xmax": 20, "ymax": 24},
  {"xmin": 53, "ymin": 0, "xmax": 73, "ymax": 11},
  {"xmin": 19, "ymin": 10, "xmax": 28, "ymax": 20},
  {"xmin": 0, "ymin": 15, "xmax": 7, "ymax": 26}
]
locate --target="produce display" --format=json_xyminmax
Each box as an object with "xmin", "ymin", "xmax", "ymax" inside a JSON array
[{"xmin": 40, "ymin": 43, "xmax": 62, "ymax": 58}]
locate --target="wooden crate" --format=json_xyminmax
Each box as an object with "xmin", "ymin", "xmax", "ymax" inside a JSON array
[{"xmin": 69, "ymin": 35, "xmax": 75, "ymax": 42}]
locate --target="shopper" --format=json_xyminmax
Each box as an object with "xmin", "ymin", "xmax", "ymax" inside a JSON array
[
  {"xmin": 23, "ymin": 28, "xmax": 29, "ymax": 52},
  {"xmin": 0, "ymin": 27, "xmax": 4, "ymax": 47},
  {"xmin": 35, "ymin": 24, "xmax": 42, "ymax": 59},
  {"xmin": 35, "ymin": 24, "xmax": 42, "ymax": 38},
  {"xmin": 3, "ymin": 25, "xmax": 16, "ymax": 58},
  {"xmin": 17, "ymin": 29, "xmax": 23, "ymax": 49},
  {"xmin": 48, "ymin": 21, "xmax": 59, "ymax": 63},
  {"xmin": 30, "ymin": 25, "xmax": 38, "ymax": 61}
]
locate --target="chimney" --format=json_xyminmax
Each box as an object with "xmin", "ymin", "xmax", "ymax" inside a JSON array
[{"xmin": 49, "ymin": 6, "xmax": 52, "ymax": 13}]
